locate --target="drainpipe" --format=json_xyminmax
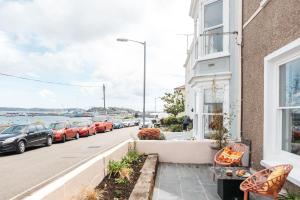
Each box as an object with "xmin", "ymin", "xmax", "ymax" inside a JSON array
[
  {"xmin": 243, "ymin": 0, "xmax": 271, "ymax": 29},
  {"xmin": 238, "ymin": 0, "xmax": 243, "ymax": 140}
]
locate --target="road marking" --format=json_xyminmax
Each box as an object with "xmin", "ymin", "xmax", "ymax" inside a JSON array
[{"xmin": 8, "ymin": 136, "xmax": 134, "ymax": 200}]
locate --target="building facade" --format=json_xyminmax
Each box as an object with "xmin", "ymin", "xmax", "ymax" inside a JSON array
[
  {"xmin": 242, "ymin": 0, "xmax": 300, "ymax": 190},
  {"xmin": 185, "ymin": 0, "xmax": 242, "ymax": 140}
]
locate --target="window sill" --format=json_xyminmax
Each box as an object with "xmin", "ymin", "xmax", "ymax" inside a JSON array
[{"xmin": 261, "ymin": 157, "xmax": 300, "ymax": 187}]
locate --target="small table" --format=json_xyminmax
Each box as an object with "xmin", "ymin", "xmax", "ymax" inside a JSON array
[{"xmin": 211, "ymin": 167, "xmax": 250, "ymax": 200}]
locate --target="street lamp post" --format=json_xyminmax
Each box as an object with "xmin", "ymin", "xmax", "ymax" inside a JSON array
[{"xmin": 117, "ymin": 38, "xmax": 147, "ymax": 127}]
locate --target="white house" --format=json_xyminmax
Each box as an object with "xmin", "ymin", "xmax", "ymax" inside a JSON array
[{"xmin": 184, "ymin": 0, "xmax": 242, "ymax": 140}]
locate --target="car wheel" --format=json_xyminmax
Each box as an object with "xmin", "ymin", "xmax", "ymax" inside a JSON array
[
  {"xmin": 16, "ymin": 141, "xmax": 26, "ymax": 154},
  {"xmin": 62, "ymin": 135, "xmax": 66, "ymax": 143},
  {"xmin": 46, "ymin": 136, "xmax": 52, "ymax": 146},
  {"xmin": 75, "ymin": 132, "xmax": 79, "ymax": 139}
]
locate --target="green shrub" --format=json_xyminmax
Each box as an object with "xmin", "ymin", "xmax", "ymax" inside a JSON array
[
  {"xmin": 122, "ymin": 150, "xmax": 140, "ymax": 165},
  {"xmin": 107, "ymin": 160, "xmax": 129, "ymax": 178},
  {"xmin": 169, "ymin": 124, "xmax": 183, "ymax": 132},
  {"xmin": 115, "ymin": 177, "xmax": 128, "ymax": 185},
  {"xmin": 176, "ymin": 116, "xmax": 185, "ymax": 124},
  {"xmin": 163, "ymin": 116, "xmax": 178, "ymax": 126}
]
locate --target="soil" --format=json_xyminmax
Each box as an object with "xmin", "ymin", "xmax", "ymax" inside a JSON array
[{"xmin": 95, "ymin": 155, "xmax": 147, "ymax": 200}]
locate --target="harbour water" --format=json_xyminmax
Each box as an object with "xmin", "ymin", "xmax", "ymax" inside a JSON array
[{"xmin": 0, "ymin": 114, "xmax": 92, "ymax": 127}]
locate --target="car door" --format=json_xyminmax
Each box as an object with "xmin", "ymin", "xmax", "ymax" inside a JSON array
[
  {"xmin": 65, "ymin": 123, "xmax": 74, "ymax": 139},
  {"xmin": 36, "ymin": 124, "xmax": 47, "ymax": 144},
  {"xmin": 25, "ymin": 125, "xmax": 39, "ymax": 146}
]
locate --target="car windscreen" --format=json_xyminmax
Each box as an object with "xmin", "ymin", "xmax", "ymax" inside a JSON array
[
  {"xmin": 49, "ymin": 123, "xmax": 65, "ymax": 130},
  {"xmin": 1, "ymin": 125, "xmax": 27, "ymax": 135},
  {"xmin": 0, "ymin": 126, "xmax": 9, "ymax": 133}
]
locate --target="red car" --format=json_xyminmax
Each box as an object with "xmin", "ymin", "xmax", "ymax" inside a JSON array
[
  {"xmin": 73, "ymin": 121, "xmax": 95, "ymax": 137},
  {"xmin": 49, "ymin": 122, "xmax": 79, "ymax": 142},
  {"xmin": 91, "ymin": 116, "xmax": 114, "ymax": 133}
]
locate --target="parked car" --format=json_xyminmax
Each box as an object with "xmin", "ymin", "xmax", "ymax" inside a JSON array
[
  {"xmin": 122, "ymin": 121, "xmax": 130, "ymax": 127},
  {"xmin": 49, "ymin": 122, "xmax": 79, "ymax": 142},
  {"xmin": 92, "ymin": 117, "xmax": 113, "ymax": 133},
  {"xmin": 134, "ymin": 119, "xmax": 140, "ymax": 126},
  {"xmin": 113, "ymin": 120, "xmax": 124, "ymax": 129},
  {"xmin": 0, "ymin": 124, "xmax": 10, "ymax": 133},
  {"xmin": 73, "ymin": 121, "xmax": 94, "ymax": 137},
  {"xmin": 139, "ymin": 119, "xmax": 154, "ymax": 129},
  {"xmin": 0, "ymin": 124, "xmax": 53, "ymax": 154}
]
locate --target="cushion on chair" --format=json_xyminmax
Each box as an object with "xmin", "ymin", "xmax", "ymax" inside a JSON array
[
  {"xmin": 267, "ymin": 166, "xmax": 285, "ymax": 185},
  {"xmin": 218, "ymin": 147, "xmax": 243, "ymax": 163}
]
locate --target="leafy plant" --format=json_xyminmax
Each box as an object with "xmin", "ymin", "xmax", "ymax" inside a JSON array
[
  {"xmin": 209, "ymin": 113, "xmax": 229, "ymax": 150},
  {"xmin": 169, "ymin": 124, "xmax": 183, "ymax": 132},
  {"xmin": 114, "ymin": 190, "xmax": 123, "ymax": 198},
  {"xmin": 161, "ymin": 90, "xmax": 185, "ymax": 117},
  {"xmin": 163, "ymin": 116, "xmax": 178, "ymax": 126},
  {"xmin": 115, "ymin": 177, "xmax": 128, "ymax": 185},
  {"xmin": 122, "ymin": 150, "xmax": 140, "ymax": 165},
  {"xmin": 107, "ymin": 160, "xmax": 129, "ymax": 178}
]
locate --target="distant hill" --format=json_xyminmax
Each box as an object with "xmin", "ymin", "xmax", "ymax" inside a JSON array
[
  {"xmin": 0, "ymin": 107, "xmax": 139, "ymax": 114},
  {"xmin": 87, "ymin": 107, "xmax": 138, "ymax": 114},
  {"xmin": 0, "ymin": 107, "xmax": 85, "ymax": 112}
]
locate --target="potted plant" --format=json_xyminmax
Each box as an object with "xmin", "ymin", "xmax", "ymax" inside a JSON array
[{"xmin": 209, "ymin": 113, "xmax": 229, "ymax": 150}]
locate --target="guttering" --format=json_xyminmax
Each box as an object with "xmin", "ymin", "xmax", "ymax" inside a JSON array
[{"xmin": 243, "ymin": 0, "xmax": 271, "ymax": 29}]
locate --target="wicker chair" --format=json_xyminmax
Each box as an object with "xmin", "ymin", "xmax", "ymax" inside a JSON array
[
  {"xmin": 214, "ymin": 143, "xmax": 248, "ymax": 167},
  {"xmin": 240, "ymin": 164, "xmax": 293, "ymax": 200}
]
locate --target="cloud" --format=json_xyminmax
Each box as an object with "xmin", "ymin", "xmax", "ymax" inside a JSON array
[
  {"xmin": 39, "ymin": 89, "xmax": 56, "ymax": 102},
  {"xmin": 0, "ymin": 0, "xmax": 193, "ymax": 110}
]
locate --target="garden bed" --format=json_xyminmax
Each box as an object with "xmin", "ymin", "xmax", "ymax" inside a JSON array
[{"xmin": 95, "ymin": 154, "xmax": 147, "ymax": 200}]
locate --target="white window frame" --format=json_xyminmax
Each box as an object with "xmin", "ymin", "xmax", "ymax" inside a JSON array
[
  {"xmin": 200, "ymin": 0, "xmax": 229, "ymax": 57},
  {"xmin": 193, "ymin": 80, "xmax": 229, "ymax": 139},
  {"xmin": 263, "ymin": 38, "xmax": 300, "ymax": 187}
]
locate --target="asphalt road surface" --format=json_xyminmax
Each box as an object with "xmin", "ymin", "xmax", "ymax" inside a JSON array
[{"xmin": 0, "ymin": 127, "xmax": 138, "ymax": 200}]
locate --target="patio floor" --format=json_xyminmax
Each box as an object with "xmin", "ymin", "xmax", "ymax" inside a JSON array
[{"xmin": 152, "ymin": 163, "xmax": 271, "ymax": 200}]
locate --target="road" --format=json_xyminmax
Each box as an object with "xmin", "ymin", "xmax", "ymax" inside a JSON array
[{"xmin": 0, "ymin": 127, "xmax": 138, "ymax": 200}]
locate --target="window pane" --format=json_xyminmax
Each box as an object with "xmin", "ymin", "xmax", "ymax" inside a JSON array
[
  {"xmin": 203, "ymin": 114, "xmax": 223, "ymax": 139},
  {"xmin": 203, "ymin": 88, "xmax": 224, "ymax": 139},
  {"xmin": 204, "ymin": 27, "xmax": 223, "ymax": 54},
  {"xmin": 204, "ymin": 0, "xmax": 223, "ymax": 28},
  {"xmin": 279, "ymin": 57, "xmax": 300, "ymax": 107},
  {"xmin": 204, "ymin": 88, "xmax": 224, "ymax": 104},
  {"xmin": 282, "ymin": 109, "xmax": 300, "ymax": 156}
]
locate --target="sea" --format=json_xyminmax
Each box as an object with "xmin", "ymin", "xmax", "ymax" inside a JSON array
[{"xmin": 0, "ymin": 111, "xmax": 92, "ymax": 127}]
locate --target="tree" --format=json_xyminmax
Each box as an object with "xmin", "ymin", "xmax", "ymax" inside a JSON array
[{"xmin": 161, "ymin": 90, "xmax": 185, "ymax": 117}]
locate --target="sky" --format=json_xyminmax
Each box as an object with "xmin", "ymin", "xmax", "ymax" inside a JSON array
[{"xmin": 0, "ymin": 0, "xmax": 193, "ymax": 111}]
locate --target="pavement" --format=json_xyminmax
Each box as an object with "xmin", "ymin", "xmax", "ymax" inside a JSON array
[
  {"xmin": 164, "ymin": 131, "xmax": 193, "ymax": 140},
  {"xmin": 0, "ymin": 127, "xmax": 138, "ymax": 200},
  {"xmin": 153, "ymin": 163, "xmax": 220, "ymax": 200},
  {"xmin": 153, "ymin": 163, "xmax": 271, "ymax": 200}
]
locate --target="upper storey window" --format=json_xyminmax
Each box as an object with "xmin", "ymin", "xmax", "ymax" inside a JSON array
[{"xmin": 203, "ymin": 0, "xmax": 223, "ymax": 55}]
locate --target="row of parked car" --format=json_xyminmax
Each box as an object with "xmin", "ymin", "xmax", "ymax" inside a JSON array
[{"xmin": 0, "ymin": 118, "xmax": 139, "ymax": 154}]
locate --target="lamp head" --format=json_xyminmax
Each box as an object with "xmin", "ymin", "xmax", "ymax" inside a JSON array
[{"xmin": 116, "ymin": 38, "xmax": 128, "ymax": 42}]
